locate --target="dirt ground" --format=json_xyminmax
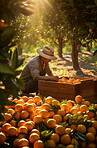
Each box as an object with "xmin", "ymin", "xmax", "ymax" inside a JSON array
[{"xmin": 55, "ymin": 51, "xmax": 97, "ymax": 78}]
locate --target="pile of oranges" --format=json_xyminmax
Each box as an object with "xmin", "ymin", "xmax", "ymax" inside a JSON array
[
  {"xmin": 0, "ymin": 95, "xmax": 97, "ymax": 148},
  {"xmin": 58, "ymin": 77, "xmax": 81, "ymax": 84}
]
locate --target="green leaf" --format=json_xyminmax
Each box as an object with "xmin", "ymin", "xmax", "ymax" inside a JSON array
[
  {"xmin": 0, "ymin": 27, "xmax": 16, "ymax": 49},
  {"xmin": 69, "ymin": 0, "xmax": 74, "ymax": 7},
  {"xmin": 16, "ymin": 78, "xmax": 25, "ymax": 90},
  {"xmin": 17, "ymin": 58, "xmax": 25, "ymax": 68},
  {"xmin": 0, "ymin": 88, "xmax": 6, "ymax": 110},
  {"xmin": 12, "ymin": 48, "xmax": 18, "ymax": 70},
  {"xmin": 0, "ymin": 63, "xmax": 14, "ymax": 75},
  {"xmin": 93, "ymin": 50, "xmax": 97, "ymax": 56},
  {"xmin": 95, "ymin": 0, "xmax": 97, "ymax": 5}
]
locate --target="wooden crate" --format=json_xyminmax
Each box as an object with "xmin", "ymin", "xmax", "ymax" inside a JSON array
[{"xmin": 38, "ymin": 77, "xmax": 96, "ymax": 102}]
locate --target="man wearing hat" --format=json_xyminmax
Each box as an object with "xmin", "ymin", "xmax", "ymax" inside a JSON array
[{"xmin": 20, "ymin": 45, "xmax": 59, "ymax": 94}]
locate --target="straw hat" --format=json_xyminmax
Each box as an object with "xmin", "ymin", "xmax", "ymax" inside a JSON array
[{"xmin": 37, "ymin": 45, "xmax": 57, "ymax": 60}]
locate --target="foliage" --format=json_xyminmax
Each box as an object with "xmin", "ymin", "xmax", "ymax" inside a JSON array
[{"xmin": 0, "ymin": 0, "xmax": 34, "ymax": 112}]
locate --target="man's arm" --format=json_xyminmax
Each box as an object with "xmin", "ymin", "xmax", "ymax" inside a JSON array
[{"xmin": 36, "ymin": 75, "xmax": 59, "ymax": 82}]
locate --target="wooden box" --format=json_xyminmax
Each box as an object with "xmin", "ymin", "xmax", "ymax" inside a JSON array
[{"xmin": 38, "ymin": 77, "xmax": 96, "ymax": 102}]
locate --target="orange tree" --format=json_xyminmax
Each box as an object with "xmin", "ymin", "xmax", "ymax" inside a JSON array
[
  {"xmin": 40, "ymin": 0, "xmax": 97, "ymax": 71},
  {"xmin": 0, "ymin": 0, "xmax": 34, "ymax": 113}
]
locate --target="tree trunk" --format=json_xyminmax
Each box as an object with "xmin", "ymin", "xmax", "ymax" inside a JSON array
[
  {"xmin": 71, "ymin": 40, "xmax": 80, "ymax": 70},
  {"xmin": 58, "ymin": 37, "xmax": 63, "ymax": 58}
]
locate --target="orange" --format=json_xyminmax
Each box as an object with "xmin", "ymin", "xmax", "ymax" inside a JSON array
[
  {"xmin": 81, "ymin": 141, "xmax": 87, "ymax": 148},
  {"xmin": 7, "ymin": 126, "xmax": 18, "ymax": 136},
  {"xmin": 57, "ymin": 144, "xmax": 64, "ymax": 147},
  {"xmin": 86, "ymin": 110, "xmax": 95, "ymax": 118},
  {"xmin": 27, "ymin": 99, "xmax": 35, "ymax": 104},
  {"xmin": 53, "ymin": 114, "xmax": 62, "ymax": 122},
  {"xmin": 33, "ymin": 115, "xmax": 43, "ymax": 124},
  {"xmin": 18, "ymin": 126, "xmax": 28, "ymax": 134},
  {"xmin": 21, "ymin": 96, "xmax": 29, "ymax": 102},
  {"xmin": 75, "ymin": 95, "xmax": 83, "ymax": 104},
  {"xmin": 80, "ymin": 105, "xmax": 88, "ymax": 112},
  {"xmin": 25, "ymin": 104, "xmax": 35, "ymax": 113},
  {"xmin": 18, "ymin": 138, "xmax": 29, "ymax": 148},
  {"xmin": 66, "ymin": 100, "xmax": 73, "ymax": 111},
  {"xmin": 14, "ymin": 112, "xmax": 21, "ymax": 120},
  {"xmin": 84, "ymin": 100, "xmax": 91, "ymax": 106},
  {"xmin": 46, "ymin": 119, "xmax": 56, "ymax": 128},
  {"xmin": 70, "ymin": 106, "xmax": 79, "ymax": 114},
  {"xmin": 63, "ymin": 115, "xmax": 68, "ymax": 121},
  {"xmin": 30, "ymin": 112, "xmax": 35, "ymax": 120},
  {"xmin": 2, "ymin": 123, "xmax": 11, "ymax": 133},
  {"xmin": 46, "ymin": 140, "xmax": 56, "ymax": 148},
  {"xmin": 45, "ymin": 96, "xmax": 53, "ymax": 105},
  {"xmin": 10, "ymin": 119, "xmax": 17, "ymax": 127},
  {"xmin": 76, "ymin": 124, "xmax": 86, "ymax": 133},
  {"xmin": 30, "ymin": 129, "xmax": 40, "ymax": 135},
  {"xmin": 50, "ymin": 133, "xmax": 60, "ymax": 143},
  {"xmin": 60, "ymin": 104, "xmax": 68, "ymax": 112},
  {"xmin": 87, "ymin": 126, "xmax": 96, "ymax": 135},
  {"xmin": 61, "ymin": 134, "xmax": 71, "ymax": 145},
  {"xmin": 57, "ymin": 109, "xmax": 65, "ymax": 117},
  {"xmin": 39, "ymin": 109, "xmax": 49, "ymax": 119},
  {"xmin": 65, "ymin": 128, "xmax": 72, "ymax": 135},
  {"xmin": 66, "ymin": 145, "xmax": 75, "ymax": 148},
  {"xmin": 4, "ymin": 113, "xmax": 12, "ymax": 121},
  {"xmin": 33, "ymin": 140, "xmax": 44, "ymax": 148},
  {"xmin": 55, "ymin": 125, "xmax": 65, "ymax": 135},
  {"xmin": 18, "ymin": 120, "xmax": 26, "ymax": 127},
  {"xmin": 48, "ymin": 110, "xmax": 55, "ymax": 117},
  {"xmin": 41, "ymin": 103, "xmax": 51, "ymax": 111},
  {"xmin": 13, "ymin": 138, "xmax": 19, "ymax": 147},
  {"xmin": 86, "ymin": 132, "xmax": 95, "ymax": 143},
  {"xmin": 71, "ymin": 138, "xmax": 79, "ymax": 146},
  {"xmin": 7, "ymin": 108, "xmax": 15, "ymax": 115},
  {"xmin": 25, "ymin": 121, "xmax": 35, "ymax": 131},
  {"xmin": 20, "ymin": 110, "xmax": 29, "ymax": 119},
  {"xmin": 52, "ymin": 99, "xmax": 60, "ymax": 106},
  {"xmin": 33, "ymin": 96, "xmax": 41, "ymax": 103},
  {"xmin": 29, "ymin": 133, "xmax": 40, "ymax": 143},
  {"xmin": 0, "ymin": 132, "xmax": 6, "ymax": 144},
  {"xmin": 87, "ymin": 143, "xmax": 96, "ymax": 148},
  {"xmin": 70, "ymin": 124, "xmax": 77, "ymax": 131},
  {"xmin": 17, "ymin": 99, "xmax": 24, "ymax": 106},
  {"xmin": 92, "ymin": 120, "xmax": 97, "ymax": 129},
  {"xmin": 35, "ymin": 108, "xmax": 41, "ymax": 115},
  {"xmin": 15, "ymin": 104, "xmax": 23, "ymax": 112},
  {"xmin": 93, "ymin": 103, "xmax": 97, "ymax": 109}
]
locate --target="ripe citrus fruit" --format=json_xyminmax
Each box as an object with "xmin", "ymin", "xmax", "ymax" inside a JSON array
[
  {"xmin": 33, "ymin": 140, "xmax": 44, "ymax": 148},
  {"xmin": 18, "ymin": 138, "xmax": 29, "ymax": 148},
  {"xmin": 61, "ymin": 134, "xmax": 71, "ymax": 145},
  {"xmin": 7, "ymin": 126, "xmax": 18, "ymax": 136},
  {"xmin": 86, "ymin": 132, "xmax": 95, "ymax": 143},
  {"xmin": 29, "ymin": 133, "xmax": 40, "ymax": 143},
  {"xmin": 0, "ymin": 132, "xmax": 6, "ymax": 144},
  {"xmin": 53, "ymin": 114, "xmax": 62, "ymax": 122},
  {"xmin": 46, "ymin": 119, "xmax": 56, "ymax": 128},
  {"xmin": 46, "ymin": 139, "xmax": 56, "ymax": 148},
  {"xmin": 50, "ymin": 133, "xmax": 60, "ymax": 143},
  {"xmin": 76, "ymin": 124, "xmax": 86, "ymax": 133},
  {"xmin": 75, "ymin": 95, "xmax": 83, "ymax": 104},
  {"xmin": 33, "ymin": 115, "xmax": 43, "ymax": 124},
  {"xmin": 55, "ymin": 125, "xmax": 65, "ymax": 135}
]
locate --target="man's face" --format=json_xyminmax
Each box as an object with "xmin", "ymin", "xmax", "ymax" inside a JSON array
[{"xmin": 42, "ymin": 57, "xmax": 51, "ymax": 64}]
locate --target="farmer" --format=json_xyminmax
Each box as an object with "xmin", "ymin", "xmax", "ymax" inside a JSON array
[{"xmin": 20, "ymin": 45, "xmax": 59, "ymax": 94}]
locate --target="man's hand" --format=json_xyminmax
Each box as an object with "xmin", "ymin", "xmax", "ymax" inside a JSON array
[{"xmin": 49, "ymin": 76, "xmax": 59, "ymax": 81}]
